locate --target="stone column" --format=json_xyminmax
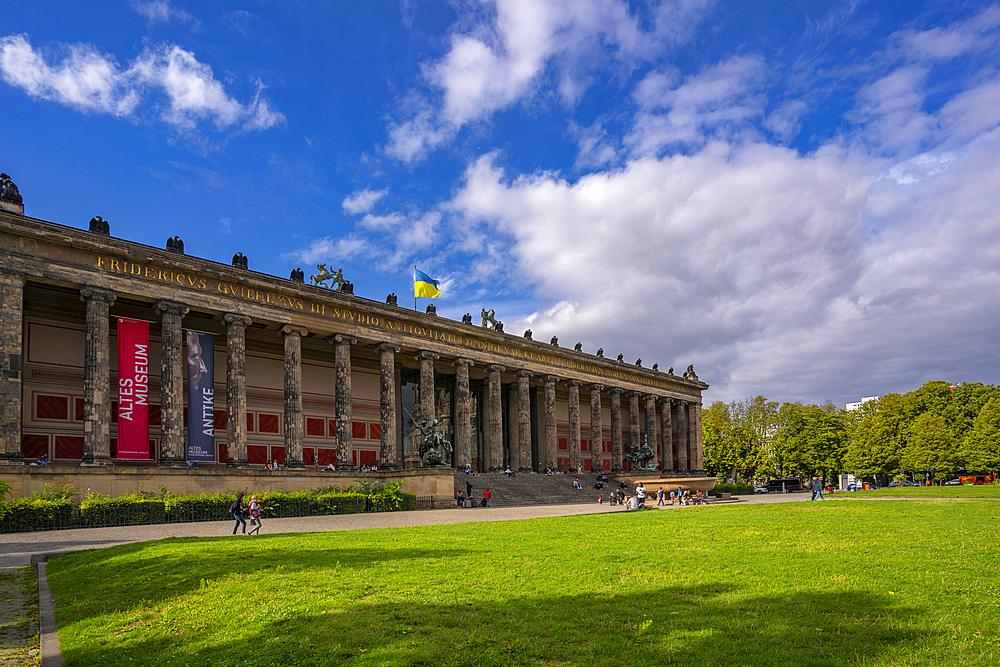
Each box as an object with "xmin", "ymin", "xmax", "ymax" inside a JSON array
[
  {"xmin": 590, "ymin": 384, "xmax": 603, "ymax": 473},
  {"xmin": 609, "ymin": 388, "xmax": 622, "ymax": 472},
  {"xmin": 645, "ymin": 395, "xmax": 659, "ymax": 472},
  {"xmin": 696, "ymin": 402, "xmax": 704, "ymax": 470},
  {"xmin": 690, "ymin": 401, "xmax": 701, "ymax": 470},
  {"xmin": 543, "ymin": 375, "xmax": 558, "ymax": 471},
  {"xmin": 517, "ymin": 370, "xmax": 532, "ymax": 472},
  {"xmin": 417, "ymin": 351, "xmax": 438, "ymax": 423},
  {"xmin": 224, "ymin": 313, "xmax": 252, "ymax": 466},
  {"xmin": 0, "ymin": 272, "xmax": 25, "ymax": 463},
  {"xmin": 567, "ymin": 380, "xmax": 581, "ymax": 472},
  {"xmin": 628, "ymin": 391, "xmax": 641, "ymax": 470},
  {"xmin": 332, "ymin": 334, "xmax": 357, "ymax": 469},
  {"xmin": 486, "ymin": 364, "xmax": 505, "ymax": 471},
  {"xmin": 80, "ymin": 286, "xmax": 116, "ymax": 464},
  {"xmin": 155, "ymin": 300, "xmax": 188, "ymax": 465},
  {"xmin": 375, "ymin": 343, "xmax": 399, "ymax": 468},
  {"xmin": 676, "ymin": 400, "xmax": 689, "ymax": 471},
  {"xmin": 454, "ymin": 359, "xmax": 474, "ymax": 469},
  {"xmin": 282, "ymin": 326, "xmax": 308, "ymax": 467},
  {"xmin": 660, "ymin": 397, "xmax": 674, "ymax": 472}
]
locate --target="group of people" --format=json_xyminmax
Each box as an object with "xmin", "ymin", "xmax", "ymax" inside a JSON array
[
  {"xmin": 606, "ymin": 483, "xmax": 707, "ymax": 508},
  {"xmin": 810, "ymin": 477, "xmax": 826, "ymax": 501},
  {"xmin": 456, "ymin": 483, "xmax": 492, "ymax": 508},
  {"xmin": 230, "ymin": 490, "xmax": 263, "ymax": 536},
  {"xmin": 265, "ymin": 459, "xmax": 281, "ymax": 470}
]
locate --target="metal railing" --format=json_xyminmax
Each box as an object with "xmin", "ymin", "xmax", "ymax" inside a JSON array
[{"xmin": 1, "ymin": 495, "xmax": 437, "ymax": 534}]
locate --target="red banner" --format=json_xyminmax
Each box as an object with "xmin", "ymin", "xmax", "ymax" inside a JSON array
[{"xmin": 117, "ymin": 318, "xmax": 151, "ymax": 459}]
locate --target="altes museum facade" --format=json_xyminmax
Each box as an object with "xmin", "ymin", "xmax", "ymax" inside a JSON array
[{"xmin": 0, "ymin": 174, "xmax": 707, "ymax": 496}]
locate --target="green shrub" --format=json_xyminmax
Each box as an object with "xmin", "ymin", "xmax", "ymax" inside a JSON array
[
  {"xmin": 0, "ymin": 496, "xmax": 75, "ymax": 530},
  {"xmin": 79, "ymin": 492, "xmax": 166, "ymax": 527},
  {"xmin": 711, "ymin": 483, "xmax": 755, "ymax": 496}
]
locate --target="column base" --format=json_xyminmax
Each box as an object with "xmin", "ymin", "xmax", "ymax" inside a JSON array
[
  {"xmin": 0, "ymin": 454, "xmax": 24, "ymax": 465},
  {"xmin": 284, "ymin": 461, "xmax": 305, "ymax": 469},
  {"xmin": 159, "ymin": 457, "xmax": 187, "ymax": 467}
]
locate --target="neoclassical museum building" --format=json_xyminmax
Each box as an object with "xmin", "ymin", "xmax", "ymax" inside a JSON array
[{"xmin": 0, "ymin": 173, "xmax": 707, "ymax": 497}]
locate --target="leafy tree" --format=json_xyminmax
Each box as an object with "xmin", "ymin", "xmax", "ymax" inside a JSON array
[
  {"xmin": 901, "ymin": 412, "xmax": 956, "ymax": 475},
  {"xmin": 960, "ymin": 397, "xmax": 1000, "ymax": 471},
  {"xmin": 703, "ymin": 401, "xmax": 761, "ymax": 483},
  {"xmin": 775, "ymin": 403, "xmax": 847, "ymax": 480},
  {"xmin": 844, "ymin": 393, "xmax": 908, "ymax": 477},
  {"xmin": 943, "ymin": 382, "xmax": 999, "ymax": 444}
]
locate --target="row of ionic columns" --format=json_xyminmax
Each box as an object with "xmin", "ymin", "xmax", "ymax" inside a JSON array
[{"xmin": 0, "ymin": 273, "xmax": 704, "ymax": 473}]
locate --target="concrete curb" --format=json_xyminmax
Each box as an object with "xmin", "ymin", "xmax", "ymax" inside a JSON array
[{"xmin": 35, "ymin": 555, "xmax": 66, "ymax": 667}]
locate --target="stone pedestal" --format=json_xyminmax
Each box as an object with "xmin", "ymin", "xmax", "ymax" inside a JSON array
[
  {"xmin": 486, "ymin": 364, "xmax": 505, "ymax": 471},
  {"xmin": 332, "ymin": 334, "xmax": 357, "ymax": 469},
  {"xmin": 0, "ymin": 271, "xmax": 24, "ymax": 463},
  {"xmin": 224, "ymin": 313, "xmax": 252, "ymax": 466},
  {"xmin": 567, "ymin": 380, "xmax": 581, "ymax": 472},
  {"xmin": 80, "ymin": 286, "xmax": 116, "ymax": 464},
  {"xmin": 590, "ymin": 384, "xmax": 603, "ymax": 473},
  {"xmin": 609, "ymin": 388, "xmax": 622, "ymax": 472},
  {"xmin": 156, "ymin": 300, "xmax": 188, "ymax": 465},
  {"xmin": 282, "ymin": 326, "xmax": 308, "ymax": 467},
  {"xmin": 543, "ymin": 375, "xmax": 558, "ymax": 471},
  {"xmin": 376, "ymin": 343, "xmax": 399, "ymax": 468},
  {"xmin": 454, "ymin": 359, "xmax": 473, "ymax": 469}
]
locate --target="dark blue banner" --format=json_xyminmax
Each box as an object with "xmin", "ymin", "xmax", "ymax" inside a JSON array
[{"xmin": 186, "ymin": 331, "xmax": 216, "ymax": 462}]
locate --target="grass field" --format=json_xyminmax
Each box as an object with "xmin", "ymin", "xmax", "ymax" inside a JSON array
[
  {"xmin": 47, "ymin": 500, "xmax": 1000, "ymax": 667},
  {"xmin": 845, "ymin": 485, "xmax": 1000, "ymax": 499}
]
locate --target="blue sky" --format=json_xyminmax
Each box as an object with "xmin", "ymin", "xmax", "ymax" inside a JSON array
[{"xmin": 3, "ymin": 1, "xmax": 1000, "ymax": 407}]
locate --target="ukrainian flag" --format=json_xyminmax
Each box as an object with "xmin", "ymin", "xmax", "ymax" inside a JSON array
[{"xmin": 414, "ymin": 267, "xmax": 441, "ymax": 298}]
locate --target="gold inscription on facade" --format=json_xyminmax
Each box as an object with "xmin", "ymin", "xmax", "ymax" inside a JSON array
[{"xmin": 98, "ymin": 255, "xmax": 681, "ymax": 390}]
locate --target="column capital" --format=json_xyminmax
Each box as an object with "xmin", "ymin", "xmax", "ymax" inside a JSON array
[
  {"xmin": 590, "ymin": 383, "xmax": 604, "ymax": 392},
  {"xmin": 543, "ymin": 374, "xmax": 559, "ymax": 383},
  {"xmin": 517, "ymin": 369, "xmax": 533, "ymax": 379},
  {"xmin": 223, "ymin": 312, "xmax": 252, "ymax": 327},
  {"xmin": 79, "ymin": 286, "xmax": 116, "ymax": 305},
  {"xmin": 416, "ymin": 350, "xmax": 439, "ymax": 361},
  {"xmin": 155, "ymin": 299, "xmax": 189, "ymax": 317},
  {"xmin": 331, "ymin": 333, "xmax": 357, "ymax": 345},
  {"xmin": 645, "ymin": 394, "xmax": 658, "ymax": 403},
  {"xmin": 660, "ymin": 395, "xmax": 673, "ymax": 406},
  {"xmin": 567, "ymin": 379, "xmax": 582, "ymax": 388},
  {"xmin": 281, "ymin": 325, "xmax": 308, "ymax": 337},
  {"xmin": 375, "ymin": 342, "xmax": 400, "ymax": 354},
  {"xmin": 630, "ymin": 390, "xmax": 643, "ymax": 398},
  {"xmin": 609, "ymin": 387, "xmax": 623, "ymax": 396},
  {"xmin": 453, "ymin": 357, "xmax": 475, "ymax": 368},
  {"xmin": 486, "ymin": 364, "xmax": 506, "ymax": 374}
]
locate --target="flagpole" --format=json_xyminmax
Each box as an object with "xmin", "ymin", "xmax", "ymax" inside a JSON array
[{"xmin": 413, "ymin": 264, "xmax": 417, "ymax": 311}]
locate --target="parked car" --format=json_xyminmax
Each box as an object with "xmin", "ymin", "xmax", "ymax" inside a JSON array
[
  {"xmin": 753, "ymin": 485, "xmax": 768, "ymax": 494},
  {"xmin": 944, "ymin": 479, "xmax": 961, "ymax": 485}
]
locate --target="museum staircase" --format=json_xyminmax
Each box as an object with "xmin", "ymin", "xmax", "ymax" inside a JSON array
[{"xmin": 451, "ymin": 472, "xmax": 741, "ymax": 508}]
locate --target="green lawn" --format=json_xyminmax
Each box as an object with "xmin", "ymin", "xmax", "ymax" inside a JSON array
[
  {"xmin": 842, "ymin": 485, "xmax": 1000, "ymax": 499},
  {"xmin": 47, "ymin": 500, "xmax": 1000, "ymax": 667}
]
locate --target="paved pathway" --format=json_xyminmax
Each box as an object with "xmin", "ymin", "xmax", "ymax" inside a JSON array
[{"xmin": 0, "ymin": 492, "xmax": 817, "ymax": 569}]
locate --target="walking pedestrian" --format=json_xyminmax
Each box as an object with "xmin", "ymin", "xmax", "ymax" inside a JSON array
[
  {"xmin": 657, "ymin": 487, "xmax": 665, "ymax": 506},
  {"xmin": 230, "ymin": 490, "xmax": 247, "ymax": 535},
  {"xmin": 484, "ymin": 488, "xmax": 492, "ymax": 507},
  {"xmin": 248, "ymin": 495, "xmax": 262, "ymax": 535}
]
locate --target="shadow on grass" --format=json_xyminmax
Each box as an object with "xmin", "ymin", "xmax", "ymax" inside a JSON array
[
  {"xmin": 48, "ymin": 537, "xmax": 468, "ymax": 614},
  {"xmin": 56, "ymin": 582, "xmax": 928, "ymax": 667}
]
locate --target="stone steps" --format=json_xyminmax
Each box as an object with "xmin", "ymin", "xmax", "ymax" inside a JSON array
[{"xmin": 451, "ymin": 472, "xmax": 735, "ymax": 508}]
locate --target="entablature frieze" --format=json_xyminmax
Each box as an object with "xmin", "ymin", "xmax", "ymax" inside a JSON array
[{"xmin": 2, "ymin": 218, "xmax": 707, "ymax": 401}]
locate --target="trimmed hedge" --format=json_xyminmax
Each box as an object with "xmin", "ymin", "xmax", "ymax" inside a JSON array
[
  {"xmin": 710, "ymin": 483, "xmax": 755, "ymax": 496},
  {"xmin": 0, "ymin": 497, "xmax": 76, "ymax": 531}
]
